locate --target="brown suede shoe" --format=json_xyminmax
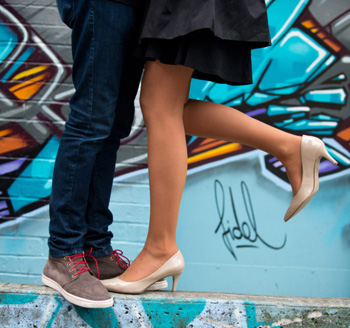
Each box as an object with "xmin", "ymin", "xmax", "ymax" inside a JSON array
[
  {"xmin": 85, "ymin": 248, "xmax": 168, "ymax": 291},
  {"xmin": 85, "ymin": 249, "xmax": 129, "ymax": 280},
  {"xmin": 42, "ymin": 254, "xmax": 113, "ymax": 308}
]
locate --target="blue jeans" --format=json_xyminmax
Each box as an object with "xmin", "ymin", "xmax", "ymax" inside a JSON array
[{"xmin": 48, "ymin": 0, "xmax": 144, "ymax": 257}]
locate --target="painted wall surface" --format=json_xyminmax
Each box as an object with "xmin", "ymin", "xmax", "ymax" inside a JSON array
[
  {"xmin": 1, "ymin": 284, "xmax": 350, "ymax": 328},
  {"xmin": 0, "ymin": 0, "xmax": 349, "ymax": 298}
]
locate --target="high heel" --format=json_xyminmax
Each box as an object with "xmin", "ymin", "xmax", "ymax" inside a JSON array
[
  {"xmin": 172, "ymin": 272, "xmax": 181, "ymax": 292},
  {"xmin": 284, "ymin": 135, "xmax": 337, "ymax": 222},
  {"xmin": 101, "ymin": 250, "xmax": 184, "ymax": 294}
]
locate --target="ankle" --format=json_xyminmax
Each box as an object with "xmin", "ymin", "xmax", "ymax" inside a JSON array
[
  {"xmin": 142, "ymin": 243, "xmax": 178, "ymax": 259},
  {"xmin": 277, "ymin": 135, "xmax": 302, "ymax": 164}
]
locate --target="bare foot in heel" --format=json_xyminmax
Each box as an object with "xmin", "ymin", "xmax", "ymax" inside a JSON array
[
  {"xmin": 120, "ymin": 247, "xmax": 179, "ymax": 282},
  {"xmin": 281, "ymin": 136, "xmax": 303, "ymax": 196},
  {"xmin": 101, "ymin": 250, "xmax": 184, "ymax": 294},
  {"xmin": 283, "ymin": 135, "xmax": 337, "ymax": 222}
]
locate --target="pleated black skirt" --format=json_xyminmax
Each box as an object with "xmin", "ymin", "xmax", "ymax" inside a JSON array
[{"xmin": 136, "ymin": 0, "xmax": 271, "ymax": 86}]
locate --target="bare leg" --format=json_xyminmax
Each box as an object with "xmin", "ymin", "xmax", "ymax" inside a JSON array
[
  {"xmin": 121, "ymin": 67, "xmax": 302, "ymax": 283},
  {"xmin": 119, "ymin": 61, "xmax": 194, "ymax": 282},
  {"xmin": 183, "ymin": 100, "xmax": 302, "ymax": 195}
]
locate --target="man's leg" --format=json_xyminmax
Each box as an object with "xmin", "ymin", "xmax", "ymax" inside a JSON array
[
  {"xmin": 83, "ymin": 44, "xmax": 144, "ymax": 258},
  {"xmin": 43, "ymin": 0, "xmax": 142, "ymax": 308},
  {"xmin": 48, "ymin": 0, "xmax": 141, "ymax": 256}
]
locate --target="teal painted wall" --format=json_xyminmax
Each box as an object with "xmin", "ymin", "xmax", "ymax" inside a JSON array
[{"xmin": 0, "ymin": 0, "xmax": 349, "ymax": 298}]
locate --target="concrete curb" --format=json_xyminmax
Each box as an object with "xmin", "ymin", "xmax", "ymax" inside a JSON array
[{"xmin": 1, "ymin": 282, "xmax": 350, "ymax": 327}]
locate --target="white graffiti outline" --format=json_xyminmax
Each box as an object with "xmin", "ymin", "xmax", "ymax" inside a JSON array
[{"xmin": 0, "ymin": 5, "xmax": 28, "ymax": 71}]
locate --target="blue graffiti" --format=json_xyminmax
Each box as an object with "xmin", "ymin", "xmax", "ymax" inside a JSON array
[
  {"xmin": 46, "ymin": 296, "xmax": 63, "ymax": 328},
  {"xmin": 245, "ymin": 301, "xmax": 279, "ymax": 328},
  {"xmin": 0, "ymin": 0, "xmax": 349, "ymax": 221},
  {"xmin": 74, "ymin": 305, "xmax": 121, "ymax": 328},
  {"xmin": 141, "ymin": 297, "xmax": 206, "ymax": 328},
  {"xmin": 0, "ymin": 292, "xmax": 39, "ymax": 304},
  {"xmin": 189, "ymin": 0, "xmax": 350, "ymax": 186},
  {"xmin": 7, "ymin": 136, "xmax": 60, "ymax": 212}
]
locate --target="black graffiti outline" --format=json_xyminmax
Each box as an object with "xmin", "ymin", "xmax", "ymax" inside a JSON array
[{"xmin": 214, "ymin": 179, "xmax": 287, "ymax": 260}]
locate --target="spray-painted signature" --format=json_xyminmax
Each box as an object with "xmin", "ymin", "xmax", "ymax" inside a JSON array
[{"xmin": 214, "ymin": 179, "xmax": 287, "ymax": 260}]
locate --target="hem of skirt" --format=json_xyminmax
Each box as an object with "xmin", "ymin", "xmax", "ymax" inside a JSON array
[
  {"xmin": 141, "ymin": 27, "xmax": 271, "ymax": 50},
  {"xmin": 144, "ymin": 57, "xmax": 253, "ymax": 86}
]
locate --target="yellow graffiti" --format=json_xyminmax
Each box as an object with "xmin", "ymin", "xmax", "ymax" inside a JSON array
[
  {"xmin": 188, "ymin": 143, "xmax": 242, "ymax": 164},
  {"xmin": 12, "ymin": 65, "xmax": 48, "ymax": 81}
]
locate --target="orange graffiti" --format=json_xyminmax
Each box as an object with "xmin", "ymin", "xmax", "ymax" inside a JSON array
[
  {"xmin": 338, "ymin": 127, "xmax": 350, "ymax": 142},
  {"xmin": 9, "ymin": 73, "xmax": 50, "ymax": 100},
  {"xmin": 192, "ymin": 140, "xmax": 228, "ymax": 154},
  {"xmin": 0, "ymin": 135, "xmax": 29, "ymax": 155},
  {"xmin": 301, "ymin": 19, "xmax": 342, "ymax": 53}
]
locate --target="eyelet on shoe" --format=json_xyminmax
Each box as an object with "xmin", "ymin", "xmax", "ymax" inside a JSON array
[
  {"xmin": 72, "ymin": 274, "xmax": 77, "ymax": 279},
  {"xmin": 64, "ymin": 257, "xmax": 68, "ymax": 260},
  {"xmin": 110, "ymin": 257, "xmax": 114, "ymax": 260},
  {"xmin": 69, "ymin": 268, "xmax": 73, "ymax": 272},
  {"xmin": 67, "ymin": 262, "xmax": 71, "ymax": 266}
]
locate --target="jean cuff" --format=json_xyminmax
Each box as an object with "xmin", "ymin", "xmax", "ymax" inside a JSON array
[
  {"xmin": 49, "ymin": 248, "xmax": 85, "ymax": 258},
  {"xmin": 84, "ymin": 245, "xmax": 114, "ymax": 257}
]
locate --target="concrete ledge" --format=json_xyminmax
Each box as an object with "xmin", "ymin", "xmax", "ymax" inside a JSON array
[{"xmin": 1, "ymin": 282, "xmax": 350, "ymax": 327}]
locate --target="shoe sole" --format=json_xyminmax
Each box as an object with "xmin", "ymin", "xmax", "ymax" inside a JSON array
[
  {"xmin": 42, "ymin": 274, "xmax": 113, "ymax": 308},
  {"xmin": 101, "ymin": 278, "xmax": 168, "ymax": 291},
  {"xmin": 145, "ymin": 279, "xmax": 168, "ymax": 291}
]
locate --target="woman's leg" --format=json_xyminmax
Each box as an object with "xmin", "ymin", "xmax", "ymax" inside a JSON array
[
  {"xmin": 121, "ymin": 67, "xmax": 303, "ymax": 283},
  {"xmin": 119, "ymin": 60, "xmax": 194, "ymax": 282},
  {"xmin": 183, "ymin": 100, "xmax": 302, "ymax": 195}
]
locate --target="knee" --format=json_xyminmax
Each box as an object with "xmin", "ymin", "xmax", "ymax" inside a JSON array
[
  {"xmin": 65, "ymin": 109, "xmax": 115, "ymax": 141},
  {"xmin": 139, "ymin": 87, "xmax": 156, "ymax": 121},
  {"xmin": 140, "ymin": 88, "xmax": 184, "ymax": 128}
]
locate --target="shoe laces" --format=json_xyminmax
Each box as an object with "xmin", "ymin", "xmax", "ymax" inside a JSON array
[
  {"xmin": 110, "ymin": 249, "xmax": 130, "ymax": 269},
  {"xmin": 64, "ymin": 253, "xmax": 91, "ymax": 278},
  {"xmin": 84, "ymin": 248, "xmax": 101, "ymax": 279},
  {"xmin": 84, "ymin": 248, "xmax": 130, "ymax": 279}
]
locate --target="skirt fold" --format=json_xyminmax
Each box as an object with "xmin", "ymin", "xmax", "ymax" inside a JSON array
[{"xmin": 137, "ymin": 0, "xmax": 271, "ymax": 85}]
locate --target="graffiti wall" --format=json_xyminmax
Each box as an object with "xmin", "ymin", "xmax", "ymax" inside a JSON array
[
  {"xmin": 1, "ymin": 284, "xmax": 350, "ymax": 327},
  {"xmin": 0, "ymin": 0, "xmax": 349, "ymax": 298}
]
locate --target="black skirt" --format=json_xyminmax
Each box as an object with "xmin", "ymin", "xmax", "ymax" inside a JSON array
[{"xmin": 136, "ymin": 0, "xmax": 271, "ymax": 86}]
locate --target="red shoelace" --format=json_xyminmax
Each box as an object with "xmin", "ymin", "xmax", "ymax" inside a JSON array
[
  {"xmin": 110, "ymin": 249, "xmax": 130, "ymax": 269},
  {"xmin": 84, "ymin": 248, "xmax": 101, "ymax": 279},
  {"xmin": 64, "ymin": 253, "xmax": 91, "ymax": 277},
  {"xmin": 85, "ymin": 248, "xmax": 130, "ymax": 279}
]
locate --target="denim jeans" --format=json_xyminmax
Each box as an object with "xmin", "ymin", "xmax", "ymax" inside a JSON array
[{"xmin": 48, "ymin": 0, "xmax": 144, "ymax": 257}]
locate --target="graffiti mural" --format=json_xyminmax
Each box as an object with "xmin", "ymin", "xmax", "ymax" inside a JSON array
[
  {"xmin": 187, "ymin": 0, "xmax": 350, "ymax": 190},
  {"xmin": 0, "ymin": 0, "xmax": 349, "ymax": 299},
  {"xmin": 0, "ymin": 2, "xmax": 70, "ymax": 222},
  {"xmin": 0, "ymin": 0, "xmax": 349, "ymax": 223},
  {"xmin": 0, "ymin": 1, "xmax": 146, "ymax": 222}
]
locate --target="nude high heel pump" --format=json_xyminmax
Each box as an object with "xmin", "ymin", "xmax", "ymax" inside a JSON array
[
  {"xmin": 284, "ymin": 135, "xmax": 337, "ymax": 222},
  {"xmin": 101, "ymin": 250, "xmax": 185, "ymax": 294}
]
